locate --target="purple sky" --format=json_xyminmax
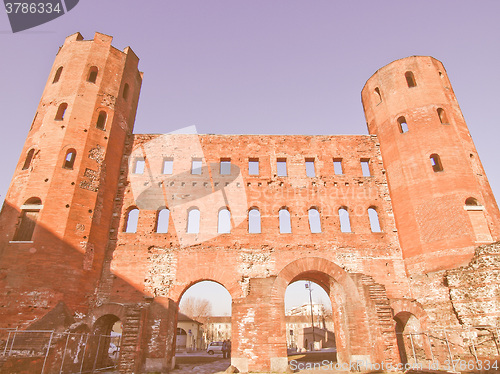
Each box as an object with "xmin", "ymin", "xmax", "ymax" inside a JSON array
[{"xmin": 1, "ymin": 2, "xmax": 500, "ymax": 313}]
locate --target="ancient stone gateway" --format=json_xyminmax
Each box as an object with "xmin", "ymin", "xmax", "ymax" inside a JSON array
[{"xmin": 0, "ymin": 32, "xmax": 499, "ymax": 373}]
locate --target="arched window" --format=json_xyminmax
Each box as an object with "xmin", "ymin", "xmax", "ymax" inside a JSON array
[
  {"xmin": 465, "ymin": 197, "xmax": 480, "ymax": 206},
  {"xmin": 52, "ymin": 66, "xmax": 63, "ymax": 83},
  {"xmin": 405, "ymin": 71, "xmax": 416, "ymax": 88},
  {"xmin": 96, "ymin": 111, "xmax": 107, "ymax": 130},
  {"xmin": 308, "ymin": 208, "xmax": 321, "ymax": 233},
  {"xmin": 339, "ymin": 207, "xmax": 351, "ymax": 233},
  {"xmin": 430, "ymin": 154, "xmax": 443, "ymax": 172},
  {"xmin": 248, "ymin": 208, "xmax": 261, "ymax": 234},
  {"xmin": 437, "ymin": 108, "xmax": 449, "ymax": 124},
  {"xmin": 279, "ymin": 208, "xmax": 291, "ymax": 234},
  {"xmin": 123, "ymin": 83, "xmax": 130, "ymax": 100},
  {"xmin": 397, "ymin": 116, "xmax": 408, "ymax": 133},
  {"xmin": 13, "ymin": 197, "xmax": 42, "ymax": 241},
  {"xmin": 218, "ymin": 208, "xmax": 231, "ymax": 234},
  {"xmin": 22, "ymin": 148, "xmax": 35, "ymax": 170},
  {"xmin": 125, "ymin": 208, "xmax": 139, "ymax": 233},
  {"xmin": 87, "ymin": 66, "xmax": 98, "ymax": 83},
  {"xmin": 374, "ymin": 87, "xmax": 382, "ymax": 104},
  {"xmin": 187, "ymin": 208, "xmax": 200, "ymax": 234},
  {"xmin": 55, "ymin": 103, "xmax": 68, "ymax": 120},
  {"xmin": 368, "ymin": 207, "xmax": 381, "ymax": 232},
  {"xmin": 156, "ymin": 208, "xmax": 170, "ymax": 233},
  {"xmin": 63, "ymin": 149, "xmax": 76, "ymax": 169}
]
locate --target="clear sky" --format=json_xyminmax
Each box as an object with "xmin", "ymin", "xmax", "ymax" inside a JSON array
[{"xmin": 1, "ymin": 1, "xmax": 499, "ymax": 315}]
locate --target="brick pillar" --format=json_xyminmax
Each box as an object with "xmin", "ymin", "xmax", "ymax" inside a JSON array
[
  {"xmin": 141, "ymin": 297, "xmax": 177, "ymax": 372},
  {"xmin": 231, "ymin": 277, "xmax": 288, "ymax": 373}
]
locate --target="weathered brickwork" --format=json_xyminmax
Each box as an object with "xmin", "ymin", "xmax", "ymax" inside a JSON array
[{"xmin": 0, "ymin": 33, "xmax": 499, "ymax": 373}]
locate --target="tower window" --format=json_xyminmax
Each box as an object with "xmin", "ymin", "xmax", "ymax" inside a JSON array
[
  {"xmin": 374, "ymin": 87, "xmax": 382, "ymax": 104},
  {"xmin": 361, "ymin": 159, "xmax": 371, "ymax": 177},
  {"xmin": 87, "ymin": 66, "xmax": 98, "ymax": 83},
  {"xmin": 437, "ymin": 108, "xmax": 449, "ymax": 125},
  {"xmin": 162, "ymin": 158, "xmax": 173, "ymax": 174},
  {"xmin": 430, "ymin": 154, "xmax": 443, "ymax": 172},
  {"xmin": 52, "ymin": 66, "xmax": 63, "ymax": 83},
  {"xmin": 218, "ymin": 208, "xmax": 231, "ymax": 234},
  {"xmin": 333, "ymin": 158, "xmax": 343, "ymax": 175},
  {"xmin": 277, "ymin": 158, "xmax": 287, "ymax": 177},
  {"xmin": 220, "ymin": 159, "xmax": 231, "ymax": 175},
  {"xmin": 125, "ymin": 208, "xmax": 139, "ymax": 233},
  {"xmin": 405, "ymin": 71, "xmax": 416, "ymax": 88},
  {"xmin": 279, "ymin": 208, "xmax": 291, "ymax": 233},
  {"xmin": 248, "ymin": 208, "xmax": 261, "ymax": 233},
  {"xmin": 398, "ymin": 116, "xmax": 408, "ymax": 133},
  {"xmin": 55, "ymin": 103, "xmax": 68, "ymax": 120},
  {"xmin": 156, "ymin": 208, "xmax": 170, "ymax": 233},
  {"xmin": 249, "ymin": 158, "xmax": 259, "ymax": 175},
  {"xmin": 465, "ymin": 197, "xmax": 480, "ymax": 206},
  {"xmin": 13, "ymin": 198, "xmax": 42, "ymax": 242},
  {"xmin": 308, "ymin": 208, "xmax": 321, "ymax": 233},
  {"xmin": 187, "ymin": 208, "xmax": 200, "ymax": 234},
  {"xmin": 305, "ymin": 158, "xmax": 316, "ymax": 177},
  {"xmin": 339, "ymin": 207, "xmax": 351, "ymax": 233},
  {"xmin": 22, "ymin": 148, "xmax": 35, "ymax": 170},
  {"xmin": 368, "ymin": 207, "xmax": 381, "ymax": 232},
  {"xmin": 63, "ymin": 149, "xmax": 76, "ymax": 169},
  {"xmin": 123, "ymin": 83, "xmax": 130, "ymax": 100},
  {"xmin": 96, "ymin": 111, "xmax": 107, "ymax": 130}
]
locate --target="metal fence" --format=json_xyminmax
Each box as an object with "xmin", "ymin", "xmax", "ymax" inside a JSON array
[
  {"xmin": 0, "ymin": 328, "xmax": 121, "ymax": 374},
  {"xmin": 400, "ymin": 325, "xmax": 500, "ymax": 371}
]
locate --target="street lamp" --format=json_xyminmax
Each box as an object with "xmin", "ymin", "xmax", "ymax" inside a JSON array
[{"xmin": 305, "ymin": 281, "xmax": 315, "ymax": 350}]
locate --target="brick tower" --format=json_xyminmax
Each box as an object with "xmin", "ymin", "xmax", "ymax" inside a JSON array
[
  {"xmin": 361, "ymin": 56, "xmax": 500, "ymax": 274},
  {"xmin": 0, "ymin": 32, "xmax": 142, "ymax": 328}
]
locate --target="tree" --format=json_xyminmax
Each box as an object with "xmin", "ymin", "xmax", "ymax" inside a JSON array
[{"xmin": 180, "ymin": 297, "xmax": 213, "ymax": 321}]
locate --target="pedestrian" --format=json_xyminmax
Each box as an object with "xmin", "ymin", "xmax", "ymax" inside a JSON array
[
  {"xmin": 227, "ymin": 340, "xmax": 231, "ymax": 358},
  {"xmin": 222, "ymin": 340, "xmax": 228, "ymax": 359}
]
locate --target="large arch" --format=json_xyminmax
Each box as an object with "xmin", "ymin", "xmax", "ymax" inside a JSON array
[{"xmin": 272, "ymin": 257, "xmax": 372, "ymax": 365}]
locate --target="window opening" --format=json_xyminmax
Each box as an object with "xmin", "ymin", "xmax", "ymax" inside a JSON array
[
  {"xmin": 13, "ymin": 198, "xmax": 42, "ymax": 241},
  {"xmin": 308, "ymin": 208, "xmax": 321, "ymax": 233},
  {"xmin": 361, "ymin": 159, "xmax": 371, "ymax": 177},
  {"xmin": 218, "ymin": 208, "xmax": 231, "ymax": 233},
  {"xmin": 191, "ymin": 159, "xmax": 202, "ymax": 175},
  {"xmin": 305, "ymin": 158, "xmax": 316, "ymax": 177},
  {"xmin": 22, "ymin": 149, "xmax": 35, "ymax": 170},
  {"xmin": 134, "ymin": 159, "xmax": 145, "ymax": 174},
  {"xmin": 187, "ymin": 209, "xmax": 200, "ymax": 234},
  {"xmin": 55, "ymin": 103, "xmax": 68, "ymax": 120},
  {"xmin": 279, "ymin": 208, "xmax": 291, "ymax": 233},
  {"xmin": 339, "ymin": 207, "xmax": 351, "ymax": 233},
  {"xmin": 405, "ymin": 71, "xmax": 416, "ymax": 88},
  {"xmin": 368, "ymin": 207, "xmax": 381, "ymax": 232},
  {"xmin": 333, "ymin": 158, "xmax": 343, "ymax": 175},
  {"xmin": 156, "ymin": 208, "xmax": 170, "ymax": 233},
  {"xmin": 437, "ymin": 108, "xmax": 449, "ymax": 124},
  {"xmin": 63, "ymin": 149, "xmax": 76, "ymax": 169},
  {"xmin": 125, "ymin": 208, "xmax": 139, "ymax": 233},
  {"xmin": 248, "ymin": 208, "xmax": 261, "ymax": 233},
  {"xmin": 96, "ymin": 111, "xmax": 107, "ymax": 130},
  {"xmin": 123, "ymin": 83, "xmax": 130, "ymax": 100},
  {"xmin": 163, "ymin": 158, "xmax": 173, "ymax": 174},
  {"xmin": 398, "ymin": 116, "xmax": 408, "ymax": 133},
  {"xmin": 249, "ymin": 158, "xmax": 259, "ymax": 175},
  {"xmin": 374, "ymin": 87, "xmax": 382, "ymax": 103},
  {"xmin": 52, "ymin": 66, "xmax": 63, "ymax": 83},
  {"xmin": 220, "ymin": 159, "xmax": 231, "ymax": 175},
  {"xmin": 87, "ymin": 66, "xmax": 98, "ymax": 83},
  {"xmin": 465, "ymin": 197, "xmax": 480, "ymax": 206},
  {"xmin": 277, "ymin": 158, "xmax": 287, "ymax": 177},
  {"xmin": 430, "ymin": 154, "xmax": 443, "ymax": 172}
]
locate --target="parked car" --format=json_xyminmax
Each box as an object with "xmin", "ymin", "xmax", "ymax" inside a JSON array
[{"xmin": 206, "ymin": 341, "xmax": 224, "ymax": 355}]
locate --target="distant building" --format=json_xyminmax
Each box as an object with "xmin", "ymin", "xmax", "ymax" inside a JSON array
[
  {"xmin": 203, "ymin": 316, "xmax": 231, "ymax": 345},
  {"xmin": 176, "ymin": 313, "xmax": 203, "ymax": 351}
]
